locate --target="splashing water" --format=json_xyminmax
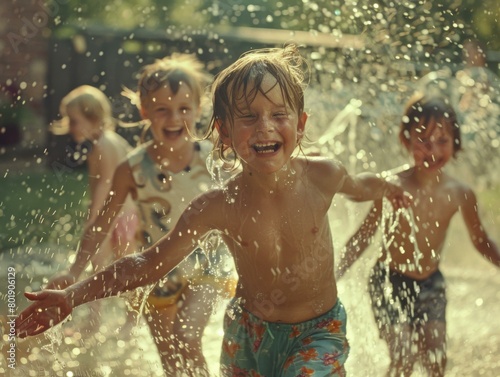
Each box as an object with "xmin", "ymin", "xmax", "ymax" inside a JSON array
[
  {"xmin": 205, "ymin": 151, "xmax": 227, "ymax": 190},
  {"xmin": 380, "ymin": 198, "xmax": 424, "ymax": 274},
  {"xmin": 2, "ymin": 1, "xmax": 500, "ymax": 376},
  {"xmin": 42, "ymin": 319, "xmax": 69, "ymax": 354}
]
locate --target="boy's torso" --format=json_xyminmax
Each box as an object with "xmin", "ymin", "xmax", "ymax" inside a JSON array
[
  {"xmin": 382, "ymin": 171, "xmax": 463, "ymax": 279},
  {"xmin": 218, "ymin": 158, "xmax": 339, "ymax": 323}
]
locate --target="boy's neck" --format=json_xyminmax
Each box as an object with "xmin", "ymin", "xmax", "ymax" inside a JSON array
[
  {"xmin": 411, "ymin": 166, "xmax": 444, "ymax": 188},
  {"xmin": 240, "ymin": 161, "xmax": 298, "ymax": 193},
  {"xmin": 149, "ymin": 140, "xmax": 195, "ymax": 172}
]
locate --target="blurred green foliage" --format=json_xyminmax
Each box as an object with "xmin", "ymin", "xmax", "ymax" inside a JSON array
[{"xmin": 50, "ymin": 0, "xmax": 499, "ymax": 50}]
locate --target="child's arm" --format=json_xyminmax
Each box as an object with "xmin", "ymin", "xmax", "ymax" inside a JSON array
[
  {"xmin": 46, "ymin": 162, "xmax": 135, "ymax": 289},
  {"xmin": 337, "ymin": 164, "xmax": 411, "ymax": 209},
  {"xmin": 86, "ymin": 142, "xmax": 117, "ymax": 226},
  {"xmin": 460, "ymin": 186, "xmax": 500, "ymax": 267},
  {"xmin": 16, "ymin": 191, "xmax": 219, "ymax": 338},
  {"xmin": 337, "ymin": 201, "xmax": 382, "ymax": 279}
]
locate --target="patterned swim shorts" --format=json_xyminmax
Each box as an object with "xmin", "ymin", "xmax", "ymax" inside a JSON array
[{"xmin": 220, "ymin": 298, "xmax": 350, "ymax": 376}]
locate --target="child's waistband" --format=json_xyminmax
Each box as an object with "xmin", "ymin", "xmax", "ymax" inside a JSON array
[{"xmin": 228, "ymin": 297, "xmax": 345, "ymax": 333}]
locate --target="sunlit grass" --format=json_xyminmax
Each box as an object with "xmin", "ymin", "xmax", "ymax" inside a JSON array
[{"xmin": 0, "ymin": 166, "xmax": 89, "ymax": 252}]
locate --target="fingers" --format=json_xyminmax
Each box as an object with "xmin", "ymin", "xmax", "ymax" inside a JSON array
[
  {"xmin": 16, "ymin": 310, "xmax": 37, "ymax": 337},
  {"xmin": 403, "ymin": 192, "xmax": 414, "ymax": 207},
  {"xmin": 17, "ymin": 319, "xmax": 44, "ymax": 338},
  {"xmin": 17, "ymin": 316, "xmax": 53, "ymax": 338},
  {"xmin": 17, "ymin": 306, "xmax": 67, "ymax": 338},
  {"xmin": 17, "ymin": 289, "xmax": 72, "ymax": 338},
  {"xmin": 26, "ymin": 324, "xmax": 48, "ymax": 337},
  {"xmin": 17, "ymin": 295, "xmax": 44, "ymax": 325},
  {"xmin": 391, "ymin": 192, "xmax": 412, "ymax": 209},
  {"xmin": 16, "ymin": 300, "xmax": 44, "ymax": 336},
  {"xmin": 385, "ymin": 183, "xmax": 413, "ymax": 210},
  {"xmin": 24, "ymin": 291, "xmax": 44, "ymax": 300}
]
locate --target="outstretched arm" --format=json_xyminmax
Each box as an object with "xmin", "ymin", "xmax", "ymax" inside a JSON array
[
  {"xmin": 16, "ymin": 191, "xmax": 219, "ymax": 338},
  {"xmin": 338, "ymin": 167, "xmax": 412, "ymax": 209},
  {"xmin": 460, "ymin": 187, "xmax": 500, "ymax": 267},
  {"xmin": 337, "ymin": 201, "xmax": 382, "ymax": 279}
]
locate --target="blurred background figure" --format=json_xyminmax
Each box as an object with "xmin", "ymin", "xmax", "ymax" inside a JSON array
[
  {"xmin": 456, "ymin": 39, "xmax": 500, "ymax": 114},
  {"xmin": 50, "ymin": 84, "xmax": 139, "ymax": 332},
  {"xmin": 455, "ymin": 39, "xmax": 500, "ymax": 188},
  {"xmin": 54, "ymin": 85, "xmax": 139, "ymax": 270}
]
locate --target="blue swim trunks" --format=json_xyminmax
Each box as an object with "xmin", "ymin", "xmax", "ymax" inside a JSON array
[
  {"xmin": 368, "ymin": 261, "xmax": 447, "ymax": 331},
  {"xmin": 220, "ymin": 298, "xmax": 350, "ymax": 376}
]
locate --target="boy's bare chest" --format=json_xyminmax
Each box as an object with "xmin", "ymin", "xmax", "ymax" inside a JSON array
[
  {"xmin": 387, "ymin": 187, "xmax": 459, "ymax": 250},
  {"xmin": 410, "ymin": 189, "xmax": 458, "ymax": 224},
  {"xmin": 226, "ymin": 195, "xmax": 327, "ymax": 251}
]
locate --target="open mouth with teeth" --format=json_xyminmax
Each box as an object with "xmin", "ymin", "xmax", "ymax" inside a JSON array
[
  {"xmin": 163, "ymin": 128, "xmax": 184, "ymax": 139},
  {"xmin": 253, "ymin": 142, "xmax": 282, "ymax": 154}
]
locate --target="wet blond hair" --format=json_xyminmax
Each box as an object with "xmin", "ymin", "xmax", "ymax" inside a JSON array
[
  {"xmin": 53, "ymin": 85, "xmax": 114, "ymax": 135},
  {"xmin": 121, "ymin": 53, "xmax": 212, "ymax": 142},
  {"xmin": 122, "ymin": 53, "xmax": 211, "ymax": 111},
  {"xmin": 206, "ymin": 44, "xmax": 309, "ymax": 164}
]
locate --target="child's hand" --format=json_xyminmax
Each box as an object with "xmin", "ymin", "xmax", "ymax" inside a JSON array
[
  {"xmin": 16, "ymin": 290, "xmax": 73, "ymax": 338},
  {"xmin": 384, "ymin": 182, "xmax": 413, "ymax": 210},
  {"xmin": 45, "ymin": 272, "xmax": 77, "ymax": 290}
]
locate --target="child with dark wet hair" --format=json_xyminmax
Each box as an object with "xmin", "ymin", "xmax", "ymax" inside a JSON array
[
  {"xmin": 338, "ymin": 92, "xmax": 500, "ymax": 376},
  {"xmin": 17, "ymin": 45, "xmax": 411, "ymax": 376}
]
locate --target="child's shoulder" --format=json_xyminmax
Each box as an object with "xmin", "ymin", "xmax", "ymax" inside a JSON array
[
  {"xmin": 441, "ymin": 173, "xmax": 476, "ymax": 199},
  {"xmin": 296, "ymin": 156, "xmax": 349, "ymax": 192},
  {"xmin": 185, "ymin": 185, "xmax": 231, "ymax": 221},
  {"xmin": 298, "ymin": 156, "xmax": 347, "ymax": 176},
  {"xmin": 97, "ymin": 130, "xmax": 132, "ymax": 157},
  {"xmin": 397, "ymin": 168, "xmax": 477, "ymax": 202},
  {"xmin": 88, "ymin": 133, "xmax": 122, "ymax": 164},
  {"xmin": 126, "ymin": 141, "xmax": 152, "ymax": 165}
]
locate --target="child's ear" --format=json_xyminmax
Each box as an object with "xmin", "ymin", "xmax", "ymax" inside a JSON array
[
  {"xmin": 140, "ymin": 106, "xmax": 148, "ymax": 120},
  {"xmin": 297, "ymin": 112, "xmax": 308, "ymax": 141}
]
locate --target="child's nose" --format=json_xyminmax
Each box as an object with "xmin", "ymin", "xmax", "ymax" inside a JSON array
[
  {"xmin": 169, "ymin": 111, "xmax": 184, "ymax": 124},
  {"xmin": 255, "ymin": 117, "xmax": 273, "ymax": 133},
  {"xmin": 425, "ymin": 142, "xmax": 440, "ymax": 156}
]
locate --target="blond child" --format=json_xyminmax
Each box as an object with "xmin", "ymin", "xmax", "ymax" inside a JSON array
[
  {"xmin": 46, "ymin": 55, "xmax": 232, "ymax": 376},
  {"xmin": 337, "ymin": 93, "xmax": 500, "ymax": 376},
  {"xmin": 17, "ymin": 45, "xmax": 411, "ymax": 376},
  {"xmin": 54, "ymin": 85, "xmax": 138, "ymax": 276}
]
